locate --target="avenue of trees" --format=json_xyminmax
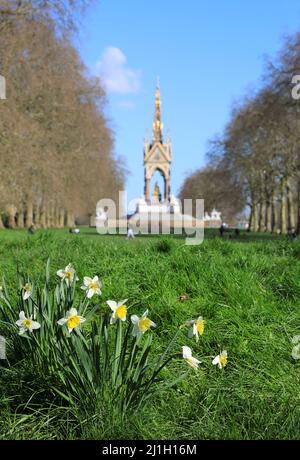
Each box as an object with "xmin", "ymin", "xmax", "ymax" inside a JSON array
[
  {"xmin": 0, "ymin": 0, "xmax": 125, "ymax": 228},
  {"xmin": 180, "ymin": 32, "xmax": 300, "ymax": 233}
]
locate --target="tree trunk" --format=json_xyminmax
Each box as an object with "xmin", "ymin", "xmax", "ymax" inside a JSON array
[
  {"xmin": 266, "ymin": 197, "xmax": 272, "ymax": 233},
  {"xmin": 46, "ymin": 203, "xmax": 52, "ymax": 228},
  {"xmin": 59, "ymin": 208, "xmax": 65, "ymax": 227},
  {"xmin": 273, "ymin": 198, "xmax": 280, "ymax": 234},
  {"xmin": 252, "ymin": 202, "xmax": 259, "ymax": 232},
  {"xmin": 17, "ymin": 210, "xmax": 24, "ymax": 228},
  {"xmin": 66, "ymin": 210, "xmax": 75, "ymax": 227},
  {"xmin": 248, "ymin": 206, "xmax": 253, "ymax": 232},
  {"xmin": 0, "ymin": 214, "xmax": 4, "ymax": 229},
  {"xmin": 297, "ymin": 180, "xmax": 300, "ymax": 234},
  {"xmin": 34, "ymin": 204, "xmax": 40, "ymax": 228},
  {"xmin": 281, "ymin": 179, "xmax": 287, "ymax": 234},
  {"xmin": 264, "ymin": 201, "xmax": 269, "ymax": 232},
  {"xmin": 6, "ymin": 205, "xmax": 16, "ymax": 228},
  {"xmin": 26, "ymin": 201, "xmax": 33, "ymax": 228},
  {"xmin": 49, "ymin": 202, "xmax": 54, "ymax": 227},
  {"xmin": 270, "ymin": 194, "xmax": 275, "ymax": 233},
  {"xmin": 55, "ymin": 205, "xmax": 60, "ymax": 228},
  {"xmin": 287, "ymin": 178, "xmax": 295, "ymax": 232},
  {"xmin": 40, "ymin": 205, "xmax": 46, "ymax": 228},
  {"xmin": 258, "ymin": 202, "xmax": 265, "ymax": 232}
]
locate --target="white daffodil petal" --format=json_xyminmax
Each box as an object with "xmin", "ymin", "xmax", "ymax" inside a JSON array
[
  {"xmin": 292, "ymin": 344, "xmax": 300, "ymax": 360},
  {"xmin": 182, "ymin": 346, "xmax": 192, "ymax": 359},
  {"xmin": 131, "ymin": 315, "xmax": 139, "ymax": 324},
  {"xmin": 57, "ymin": 318, "xmax": 67, "ymax": 325},
  {"xmin": 189, "ymin": 357, "xmax": 201, "ymax": 369},
  {"xmin": 212, "ymin": 356, "xmax": 220, "ymax": 365},
  {"xmin": 87, "ymin": 290, "xmax": 94, "ymax": 299},
  {"xmin": 107, "ymin": 300, "xmax": 117, "ymax": 310},
  {"xmin": 83, "ymin": 276, "xmax": 92, "ymax": 286},
  {"xmin": 68, "ymin": 308, "xmax": 78, "ymax": 317}
]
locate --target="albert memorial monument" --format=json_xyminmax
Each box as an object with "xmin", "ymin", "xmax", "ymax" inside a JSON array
[{"xmin": 92, "ymin": 80, "xmax": 222, "ymax": 233}]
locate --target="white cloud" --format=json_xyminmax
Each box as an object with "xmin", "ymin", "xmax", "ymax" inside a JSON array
[
  {"xmin": 118, "ymin": 100, "xmax": 136, "ymax": 110},
  {"xmin": 95, "ymin": 46, "xmax": 141, "ymax": 94}
]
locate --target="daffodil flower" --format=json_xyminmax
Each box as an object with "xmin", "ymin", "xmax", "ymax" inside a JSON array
[
  {"xmin": 291, "ymin": 335, "xmax": 300, "ymax": 345},
  {"xmin": 182, "ymin": 346, "xmax": 201, "ymax": 369},
  {"xmin": 107, "ymin": 299, "xmax": 128, "ymax": 324},
  {"xmin": 57, "ymin": 308, "xmax": 86, "ymax": 333},
  {"xmin": 57, "ymin": 263, "xmax": 78, "ymax": 286},
  {"xmin": 187, "ymin": 316, "xmax": 205, "ymax": 342},
  {"xmin": 22, "ymin": 282, "xmax": 33, "ymax": 300},
  {"xmin": 291, "ymin": 336, "xmax": 300, "ymax": 360},
  {"xmin": 212, "ymin": 350, "xmax": 228, "ymax": 369},
  {"xmin": 16, "ymin": 311, "xmax": 41, "ymax": 335},
  {"xmin": 131, "ymin": 310, "xmax": 156, "ymax": 337},
  {"xmin": 292, "ymin": 344, "xmax": 300, "ymax": 360},
  {"xmin": 81, "ymin": 276, "xmax": 102, "ymax": 298}
]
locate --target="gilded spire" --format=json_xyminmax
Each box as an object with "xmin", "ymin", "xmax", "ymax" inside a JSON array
[{"xmin": 152, "ymin": 77, "xmax": 163, "ymax": 142}]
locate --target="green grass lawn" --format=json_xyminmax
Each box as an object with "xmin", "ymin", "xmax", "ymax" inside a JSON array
[{"xmin": 1, "ymin": 227, "xmax": 300, "ymax": 440}]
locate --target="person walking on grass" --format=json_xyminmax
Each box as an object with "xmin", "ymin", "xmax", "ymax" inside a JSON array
[
  {"xmin": 127, "ymin": 223, "xmax": 135, "ymax": 240},
  {"xmin": 28, "ymin": 224, "xmax": 36, "ymax": 235}
]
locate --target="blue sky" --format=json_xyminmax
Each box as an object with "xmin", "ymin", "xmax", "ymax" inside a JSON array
[{"xmin": 76, "ymin": 0, "xmax": 300, "ymax": 202}]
